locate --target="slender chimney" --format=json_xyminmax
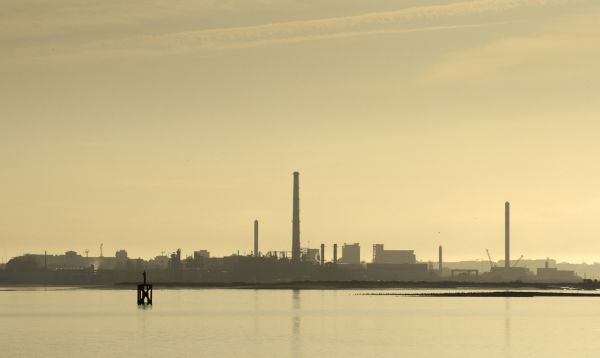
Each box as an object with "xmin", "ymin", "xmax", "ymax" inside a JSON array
[
  {"xmin": 438, "ymin": 245, "xmax": 442, "ymax": 274},
  {"xmin": 292, "ymin": 172, "xmax": 301, "ymax": 263},
  {"xmin": 505, "ymin": 201, "xmax": 510, "ymax": 269},
  {"xmin": 254, "ymin": 220, "xmax": 259, "ymax": 258},
  {"xmin": 320, "ymin": 244, "xmax": 325, "ymax": 265},
  {"xmin": 333, "ymin": 244, "xmax": 338, "ymax": 264}
]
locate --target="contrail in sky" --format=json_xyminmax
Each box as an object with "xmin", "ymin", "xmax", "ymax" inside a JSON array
[{"xmin": 2, "ymin": 0, "xmax": 581, "ymax": 63}]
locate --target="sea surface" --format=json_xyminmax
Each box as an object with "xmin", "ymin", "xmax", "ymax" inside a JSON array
[{"xmin": 2, "ymin": 287, "xmax": 600, "ymax": 357}]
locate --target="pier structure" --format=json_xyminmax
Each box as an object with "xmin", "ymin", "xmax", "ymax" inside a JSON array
[{"xmin": 137, "ymin": 271, "xmax": 153, "ymax": 305}]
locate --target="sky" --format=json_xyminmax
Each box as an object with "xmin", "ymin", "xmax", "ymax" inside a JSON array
[{"xmin": 1, "ymin": 0, "xmax": 600, "ymax": 263}]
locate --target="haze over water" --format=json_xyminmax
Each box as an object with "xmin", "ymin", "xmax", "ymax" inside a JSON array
[{"xmin": 2, "ymin": 288, "xmax": 600, "ymax": 357}]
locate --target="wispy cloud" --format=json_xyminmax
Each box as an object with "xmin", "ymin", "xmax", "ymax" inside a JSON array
[
  {"xmin": 140, "ymin": 0, "xmax": 571, "ymax": 46},
  {"xmin": 423, "ymin": 9, "xmax": 600, "ymax": 81},
  {"xmin": 215, "ymin": 23, "xmax": 507, "ymax": 51},
  {"xmin": 2, "ymin": 0, "xmax": 581, "ymax": 64}
]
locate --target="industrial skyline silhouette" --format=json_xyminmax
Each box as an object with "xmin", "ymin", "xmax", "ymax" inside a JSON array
[{"xmin": 1, "ymin": 172, "xmax": 587, "ymax": 285}]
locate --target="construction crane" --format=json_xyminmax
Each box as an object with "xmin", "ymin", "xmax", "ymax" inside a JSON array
[
  {"xmin": 513, "ymin": 255, "xmax": 524, "ymax": 267},
  {"xmin": 486, "ymin": 249, "xmax": 496, "ymax": 268}
]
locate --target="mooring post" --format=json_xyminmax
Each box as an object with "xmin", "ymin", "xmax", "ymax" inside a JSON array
[{"xmin": 137, "ymin": 270, "xmax": 153, "ymax": 306}]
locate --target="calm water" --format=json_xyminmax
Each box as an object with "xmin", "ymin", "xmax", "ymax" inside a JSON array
[{"xmin": 2, "ymin": 288, "xmax": 600, "ymax": 357}]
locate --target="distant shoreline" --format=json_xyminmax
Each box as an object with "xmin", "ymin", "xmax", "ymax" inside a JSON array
[
  {"xmin": 3, "ymin": 280, "xmax": 598, "ymax": 291},
  {"xmin": 362, "ymin": 291, "xmax": 600, "ymax": 297},
  {"xmin": 114, "ymin": 280, "xmax": 600, "ymax": 290}
]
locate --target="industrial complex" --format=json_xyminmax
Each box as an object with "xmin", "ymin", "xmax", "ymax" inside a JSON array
[{"xmin": 0, "ymin": 172, "xmax": 584, "ymax": 285}]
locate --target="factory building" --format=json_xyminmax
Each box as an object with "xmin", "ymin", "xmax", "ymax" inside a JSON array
[
  {"xmin": 302, "ymin": 248, "xmax": 321, "ymax": 264},
  {"xmin": 366, "ymin": 263, "xmax": 429, "ymax": 280},
  {"xmin": 537, "ymin": 267, "xmax": 578, "ymax": 282},
  {"xmin": 536, "ymin": 260, "xmax": 580, "ymax": 282},
  {"xmin": 485, "ymin": 266, "xmax": 531, "ymax": 281},
  {"xmin": 372, "ymin": 244, "xmax": 416, "ymax": 264},
  {"xmin": 367, "ymin": 244, "xmax": 428, "ymax": 280},
  {"xmin": 194, "ymin": 250, "xmax": 210, "ymax": 260},
  {"xmin": 339, "ymin": 243, "xmax": 360, "ymax": 264}
]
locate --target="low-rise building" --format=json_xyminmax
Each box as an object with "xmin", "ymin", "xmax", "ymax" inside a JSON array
[{"xmin": 372, "ymin": 244, "xmax": 416, "ymax": 264}]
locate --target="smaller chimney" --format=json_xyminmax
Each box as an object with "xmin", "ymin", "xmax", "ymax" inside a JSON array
[
  {"xmin": 438, "ymin": 245, "xmax": 443, "ymax": 275},
  {"xmin": 320, "ymin": 244, "xmax": 325, "ymax": 265},
  {"xmin": 505, "ymin": 201, "xmax": 510, "ymax": 269},
  {"xmin": 333, "ymin": 244, "xmax": 338, "ymax": 264},
  {"xmin": 254, "ymin": 220, "xmax": 259, "ymax": 258}
]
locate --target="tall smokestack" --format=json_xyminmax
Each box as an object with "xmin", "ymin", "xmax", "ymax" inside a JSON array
[
  {"xmin": 438, "ymin": 245, "xmax": 442, "ymax": 274},
  {"xmin": 320, "ymin": 244, "xmax": 325, "ymax": 265},
  {"xmin": 505, "ymin": 201, "xmax": 510, "ymax": 269},
  {"xmin": 333, "ymin": 244, "xmax": 338, "ymax": 264},
  {"xmin": 254, "ymin": 220, "xmax": 259, "ymax": 258},
  {"xmin": 292, "ymin": 172, "xmax": 301, "ymax": 263}
]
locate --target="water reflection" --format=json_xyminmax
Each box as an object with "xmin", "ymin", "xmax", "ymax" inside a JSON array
[
  {"xmin": 137, "ymin": 303, "xmax": 150, "ymax": 339},
  {"xmin": 253, "ymin": 289, "xmax": 259, "ymax": 336},
  {"xmin": 505, "ymin": 298, "xmax": 511, "ymax": 358},
  {"xmin": 291, "ymin": 289, "xmax": 301, "ymax": 358}
]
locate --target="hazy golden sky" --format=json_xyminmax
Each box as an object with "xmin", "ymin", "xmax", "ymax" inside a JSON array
[{"xmin": 2, "ymin": 0, "xmax": 600, "ymax": 263}]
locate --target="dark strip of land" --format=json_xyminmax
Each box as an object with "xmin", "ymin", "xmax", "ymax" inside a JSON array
[
  {"xmin": 107, "ymin": 280, "xmax": 600, "ymax": 290},
  {"xmin": 363, "ymin": 291, "xmax": 600, "ymax": 297},
  {"xmin": 4, "ymin": 280, "xmax": 600, "ymax": 291}
]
